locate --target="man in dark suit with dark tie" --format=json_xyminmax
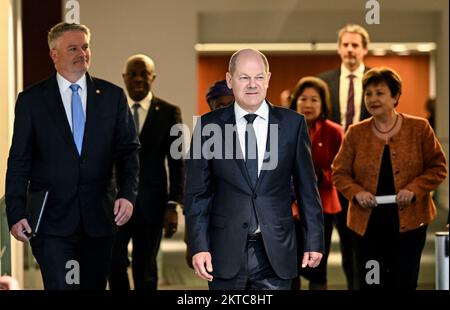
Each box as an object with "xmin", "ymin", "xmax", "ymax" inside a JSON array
[
  {"xmin": 5, "ymin": 22, "xmax": 140, "ymax": 290},
  {"xmin": 109, "ymin": 54, "xmax": 184, "ymax": 290},
  {"xmin": 318, "ymin": 24, "xmax": 371, "ymax": 289},
  {"xmin": 184, "ymin": 48, "xmax": 324, "ymax": 290}
]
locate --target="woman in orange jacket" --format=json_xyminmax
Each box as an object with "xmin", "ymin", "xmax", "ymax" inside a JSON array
[{"xmin": 332, "ymin": 67, "xmax": 447, "ymax": 289}]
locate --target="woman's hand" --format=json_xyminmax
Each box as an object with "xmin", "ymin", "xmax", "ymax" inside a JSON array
[
  {"xmin": 355, "ymin": 191, "xmax": 377, "ymax": 208},
  {"xmin": 396, "ymin": 189, "xmax": 415, "ymax": 207}
]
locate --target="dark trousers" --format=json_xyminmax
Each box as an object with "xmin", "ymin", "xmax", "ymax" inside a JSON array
[
  {"xmin": 353, "ymin": 223, "xmax": 427, "ymax": 290},
  {"xmin": 109, "ymin": 208, "xmax": 163, "ymax": 290},
  {"xmin": 208, "ymin": 236, "xmax": 292, "ymax": 290},
  {"xmin": 335, "ymin": 193, "xmax": 356, "ymax": 289},
  {"xmin": 30, "ymin": 229, "xmax": 114, "ymax": 290}
]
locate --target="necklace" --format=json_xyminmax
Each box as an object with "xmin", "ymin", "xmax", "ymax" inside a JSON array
[{"xmin": 373, "ymin": 113, "xmax": 399, "ymax": 134}]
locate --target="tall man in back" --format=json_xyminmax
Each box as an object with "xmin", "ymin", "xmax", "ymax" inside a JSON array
[
  {"xmin": 318, "ymin": 24, "xmax": 371, "ymax": 289},
  {"xmin": 109, "ymin": 54, "xmax": 184, "ymax": 290},
  {"xmin": 6, "ymin": 22, "xmax": 140, "ymax": 290},
  {"xmin": 185, "ymin": 48, "xmax": 324, "ymax": 290}
]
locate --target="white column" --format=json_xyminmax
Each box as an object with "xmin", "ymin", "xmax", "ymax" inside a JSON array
[
  {"xmin": 0, "ymin": 0, "xmax": 24, "ymax": 287},
  {"xmin": 436, "ymin": 5, "xmax": 449, "ymax": 211}
]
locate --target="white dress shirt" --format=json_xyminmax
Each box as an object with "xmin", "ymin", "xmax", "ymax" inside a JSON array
[
  {"xmin": 56, "ymin": 73, "xmax": 87, "ymax": 132},
  {"xmin": 128, "ymin": 91, "xmax": 153, "ymax": 134},
  {"xmin": 234, "ymin": 101, "xmax": 269, "ymax": 177}
]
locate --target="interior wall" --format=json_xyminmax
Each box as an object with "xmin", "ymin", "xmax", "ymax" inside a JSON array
[
  {"xmin": 79, "ymin": 0, "xmax": 197, "ymax": 129},
  {"xmin": 435, "ymin": 8, "xmax": 449, "ymax": 209},
  {"xmin": 77, "ymin": 0, "xmax": 448, "ymax": 209},
  {"xmin": 22, "ymin": 0, "xmax": 61, "ymax": 88},
  {"xmin": 0, "ymin": 0, "xmax": 24, "ymax": 286},
  {"xmin": 197, "ymin": 54, "xmax": 430, "ymax": 118},
  {"xmin": 199, "ymin": 10, "xmax": 440, "ymax": 43},
  {"xmin": 79, "ymin": 0, "xmax": 448, "ymax": 134},
  {"xmin": 0, "ymin": 0, "xmax": 10, "ymax": 199}
]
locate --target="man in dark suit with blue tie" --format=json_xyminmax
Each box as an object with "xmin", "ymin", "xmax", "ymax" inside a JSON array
[
  {"xmin": 5, "ymin": 22, "xmax": 140, "ymax": 290},
  {"xmin": 109, "ymin": 54, "xmax": 184, "ymax": 290},
  {"xmin": 318, "ymin": 24, "xmax": 371, "ymax": 289},
  {"xmin": 184, "ymin": 48, "xmax": 324, "ymax": 290}
]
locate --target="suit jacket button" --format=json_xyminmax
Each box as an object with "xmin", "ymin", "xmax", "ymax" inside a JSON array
[
  {"xmin": 252, "ymin": 193, "xmax": 257, "ymax": 199},
  {"xmin": 242, "ymin": 223, "xmax": 248, "ymax": 229}
]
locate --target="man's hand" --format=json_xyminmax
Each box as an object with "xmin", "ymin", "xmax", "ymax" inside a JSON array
[
  {"xmin": 301, "ymin": 251, "xmax": 323, "ymax": 268},
  {"xmin": 10, "ymin": 219, "xmax": 31, "ymax": 242},
  {"xmin": 0, "ymin": 275, "xmax": 20, "ymax": 290},
  {"xmin": 114, "ymin": 198, "xmax": 133, "ymax": 226},
  {"xmin": 163, "ymin": 203, "xmax": 178, "ymax": 238},
  {"xmin": 192, "ymin": 252, "xmax": 214, "ymax": 281}
]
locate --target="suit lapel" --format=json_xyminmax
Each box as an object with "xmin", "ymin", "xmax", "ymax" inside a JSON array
[
  {"xmin": 331, "ymin": 70, "xmax": 341, "ymax": 124},
  {"xmin": 359, "ymin": 67, "xmax": 371, "ymax": 121},
  {"xmin": 82, "ymin": 73, "xmax": 101, "ymax": 157},
  {"xmin": 219, "ymin": 104, "xmax": 253, "ymax": 189},
  {"xmin": 140, "ymin": 96, "xmax": 158, "ymax": 138},
  {"xmin": 43, "ymin": 74, "xmax": 79, "ymax": 157},
  {"xmin": 255, "ymin": 102, "xmax": 280, "ymax": 190}
]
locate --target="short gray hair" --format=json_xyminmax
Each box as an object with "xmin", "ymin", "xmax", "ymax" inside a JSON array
[
  {"xmin": 48, "ymin": 22, "xmax": 91, "ymax": 49},
  {"xmin": 228, "ymin": 48, "xmax": 269, "ymax": 75}
]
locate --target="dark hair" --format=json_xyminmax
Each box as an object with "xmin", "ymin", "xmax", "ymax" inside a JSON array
[
  {"xmin": 289, "ymin": 76, "xmax": 331, "ymax": 118},
  {"xmin": 363, "ymin": 67, "xmax": 402, "ymax": 107},
  {"xmin": 205, "ymin": 79, "xmax": 233, "ymax": 103}
]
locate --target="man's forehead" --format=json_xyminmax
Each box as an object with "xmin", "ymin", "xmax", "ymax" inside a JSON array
[
  {"xmin": 341, "ymin": 32, "xmax": 363, "ymax": 43},
  {"xmin": 128, "ymin": 60, "xmax": 153, "ymax": 71},
  {"xmin": 235, "ymin": 60, "xmax": 266, "ymax": 73},
  {"xmin": 57, "ymin": 31, "xmax": 89, "ymax": 45},
  {"xmin": 60, "ymin": 30, "xmax": 88, "ymax": 39}
]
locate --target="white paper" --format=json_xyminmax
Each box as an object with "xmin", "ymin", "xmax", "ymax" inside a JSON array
[{"xmin": 375, "ymin": 195, "xmax": 396, "ymax": 204}]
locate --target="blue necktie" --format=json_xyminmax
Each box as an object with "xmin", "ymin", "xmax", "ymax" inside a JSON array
[{"xmin": 70, "ymin": 84, "xmax": 85, "ymax": 155}]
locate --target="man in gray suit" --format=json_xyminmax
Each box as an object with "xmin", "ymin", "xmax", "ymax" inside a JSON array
[
  {"xmin": 318, "ymin": 24, "xmax": 371, "ymax": 290},
  {"xmin": 185, "ymin": 48, "xmax": 324, "ymax": 290}
]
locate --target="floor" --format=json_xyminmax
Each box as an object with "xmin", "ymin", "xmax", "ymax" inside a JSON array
[
  {"xmin": 158, "ymin": 207, "xmax": 447, "ymax": 290},
  {"xmin": 24, "ymin": 205, "xmax": 448, "ymax": 290}
]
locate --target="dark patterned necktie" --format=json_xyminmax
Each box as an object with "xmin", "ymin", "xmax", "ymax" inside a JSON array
[
  {"xmin": 244, "ymin": 114, "xmax": 258, "ymax": 188},
  {"xmin": 132, "ymin": 102, "xmax": 141, "ymax": 132},
  {"xmin": 244, "ymin": 113, "xmax": 259, "ymax": 233},
  {"xmin": 345, "ymin": 74, "xmax": 355, "ymax": 131}
]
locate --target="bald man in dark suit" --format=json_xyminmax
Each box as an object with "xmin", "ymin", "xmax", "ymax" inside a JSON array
[
  {"xmin": 185, "ymin": 49, "xmax": 324, "ymax": 290},
  {"xmin": 109, "ymin": 54, "xmax": 184, "ymax": 290}
]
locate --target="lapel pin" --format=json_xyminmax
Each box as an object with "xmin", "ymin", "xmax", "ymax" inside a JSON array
[{"xmin": 96, "ymin": 89, "xmax": 100, "ymax": 94}]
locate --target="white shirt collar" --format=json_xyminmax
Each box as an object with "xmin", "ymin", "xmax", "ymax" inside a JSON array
[
  {"xmin": 341, "ymin": 63, "xmax": 365, "ymax": 79},
  {"xmin": 234, "ymin": 100, "xmax": 269, "ymax": 123},
  {"xmin": 56, "ymin": 73, "xmax": 87, "ymax": 92},
  {"xmin": 127, "ymin": 91, "xmax": 153, "ymax": 111}
]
